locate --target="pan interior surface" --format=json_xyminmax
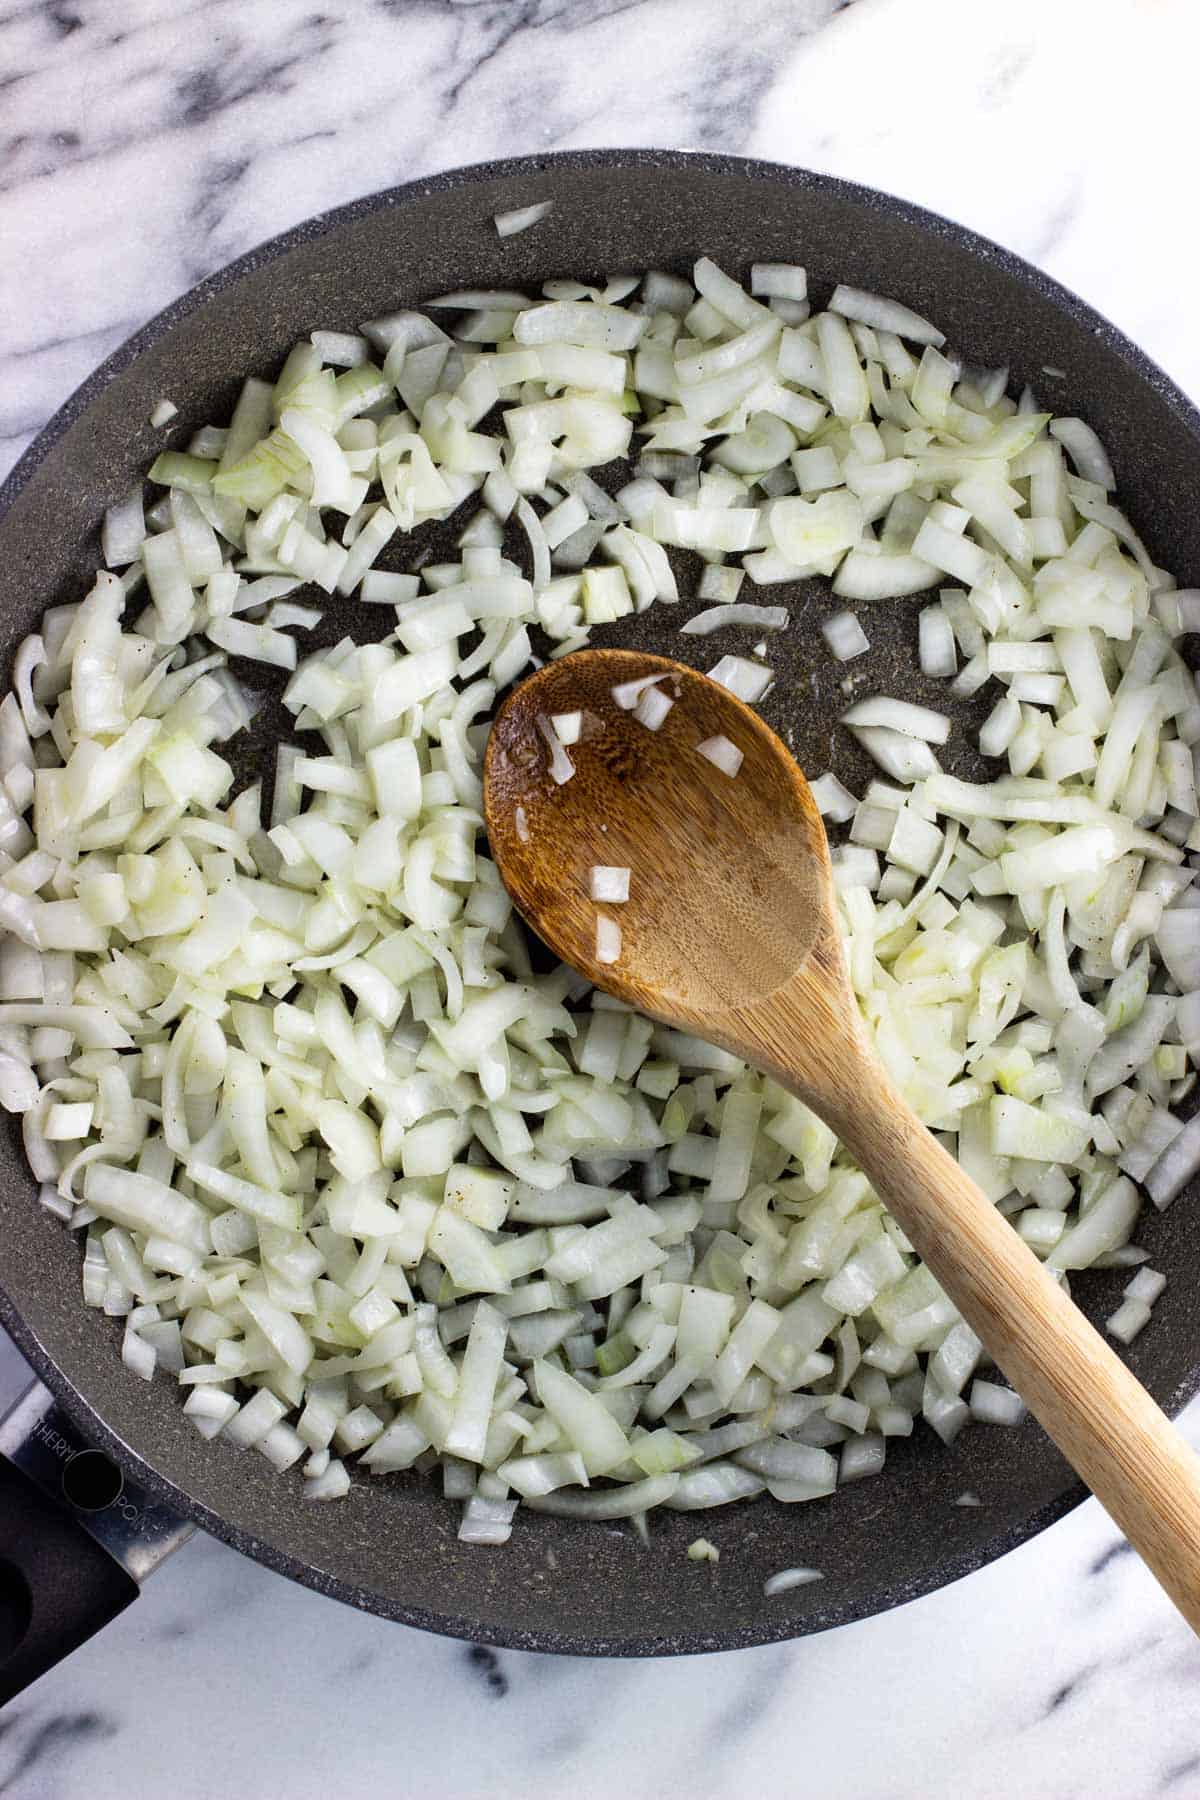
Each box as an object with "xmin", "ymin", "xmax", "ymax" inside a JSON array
[{"xmin": 2, "ymin": 152, "xmax": 1198, "ymax": 1655}]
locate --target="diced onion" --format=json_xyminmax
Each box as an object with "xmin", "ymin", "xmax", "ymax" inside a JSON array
[
  {"xmin": 11, "ymin": 249, "xmax": 1197, "ymax": 1552},
  {"xmin": 821, "ymin": 611, "xmax": 869, "ymax": 661},
  {"xmin": 696, "ymin": 736, "xmax": 744, "ymax": 778},
  {"xmin": 536, "ymin": 714, "xmax": 576, "ymax": 784},
  {"xmin": 591, "ymin": 866, "xmax": 630, "ymax": 903},
  {"xmin": 809, "ymin": 773, "xmax": 857, "ymax": 823},
  {"xmin": 1106, "ymin": 1297, "xmax": 1151, "ymax": 1344},
  {"xmin": 595, "ymin": 917, "xmax": 622, "ymax": 964},
  {"xmin": 829, "ymin": 284, "xmax": 945, "ymax": 347},
  {"xmin": 763, "ymin": 1566, "xmax": 823, "ymax": 1596},
  {"xmin": 849, "ymin": 726, "xmax": 939, "ymax": 783},
  {"xmin": 633, "ymin": 685, "xmax": 673, "ymax": 730},
  {"xmin": 918, "ymin": 606, "xmax": 957, "ymax": 678},
  {"xmin": 707, "ymin": 655, "xmax": 772, "ymax": 704},
  {"xmin": 612, "ymin": 673, "xmax": 665, "ymax": 710},
  {"xmin": 494, "ymin": 202, "xmax": 554, "ymax": 238},
  {"xmin": 968, "ymin": 1380, "xmax": 1026, "ymax": 1427},
  {"xmin": 681, "ymin": 604, "xmax": 788, "ymax": 637},
  {"xmin": 841, "ymin": 697, "xmax": 951, "ymax": 745}
]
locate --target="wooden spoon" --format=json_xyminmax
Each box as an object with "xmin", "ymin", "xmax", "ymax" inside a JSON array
[{"xmin": 484, "ymin": 646, "xmax": 1200, "ymax": 1633}]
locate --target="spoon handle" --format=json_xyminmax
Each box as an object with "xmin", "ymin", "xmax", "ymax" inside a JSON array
[{"xmin": 804, "ymin": 1051, "xmax": 1200, "ymax": 1635}]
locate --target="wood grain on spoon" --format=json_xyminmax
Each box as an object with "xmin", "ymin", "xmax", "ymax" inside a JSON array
[{"xmin": 485, "ymin": 647, "xmax": 1200, "ymax": 1635}]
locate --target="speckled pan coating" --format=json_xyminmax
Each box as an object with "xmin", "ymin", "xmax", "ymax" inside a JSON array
[{"xmin": 1, "ymin": 150, "xmax": 1198, "ymax": 1657}]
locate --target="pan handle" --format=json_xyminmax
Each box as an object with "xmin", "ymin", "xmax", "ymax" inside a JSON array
[
  {"xmin": 0, "ymin": 1451, "xmax": 137, "ymax": 1705},
  {"xmin": 0, "ymin": 1381, "xmax": 192, "ymax": 1704}
]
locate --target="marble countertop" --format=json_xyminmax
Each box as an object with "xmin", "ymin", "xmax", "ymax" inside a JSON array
[{"xmin": 4, "ymin": 0, "xmax": 1200, "ymax": 1793}]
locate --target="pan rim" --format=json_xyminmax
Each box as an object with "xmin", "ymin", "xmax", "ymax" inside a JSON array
[{"xmin": 1, "ymin": 146, "xmax": 1194, "ymax": 1656}]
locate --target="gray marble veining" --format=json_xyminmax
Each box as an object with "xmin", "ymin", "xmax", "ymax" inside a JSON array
[{"xmin": 3, "ymin": 0, "xmax": 1200, "ymax": 1794}]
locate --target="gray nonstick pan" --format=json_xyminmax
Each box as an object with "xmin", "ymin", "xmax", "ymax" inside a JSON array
[{"xmin": 0, "ymin": 151, "xmax": 1198, "ymax": 1689}]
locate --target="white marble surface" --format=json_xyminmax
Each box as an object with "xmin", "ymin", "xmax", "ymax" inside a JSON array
[{"xmin": 4, "ymin": 0, "xmax": 1200, "ymax": 1793}]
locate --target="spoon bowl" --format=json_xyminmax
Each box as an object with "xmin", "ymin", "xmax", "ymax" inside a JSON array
[{"xmin": 484, "ymin": 649, "xmax": 833, "ymax": 1021}]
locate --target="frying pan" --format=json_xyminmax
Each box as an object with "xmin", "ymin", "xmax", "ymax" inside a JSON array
[{"xmin": 1, "ymin": 151, "xmax": 1198, "ymax": 1688}]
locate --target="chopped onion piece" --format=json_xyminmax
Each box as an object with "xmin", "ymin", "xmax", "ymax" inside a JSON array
[
  {"xmin": 1146, "ymin": 1115, "xmax": 1200, "ymax": 1210},
  {"xmin": 596, "ymin": 916, "xmax": 622, "ymax": 964},
  {"xmin": 841, "ymin": 696, "xmax": 951, "ymax": 745},
  {"xmin": 821, "ymin": 611, "xmax": 869, "ymax": 661},
  {"xmin": 681, "ymin": 604, "xmax": 788, "ymax": 636},
  {"xmin": 849, "ymin": 725, "xmax": 939, "ymax": 783},
  {"xmin": 1107, "ymin": 1297, "xmax": 1152, "ymax": 1344},
  {"xmin": 696, "ymin": 735, "xmax": 744, "ymax": 778},
  {"xmin": 633, "ymin": 685, "xmax": 673, "ymax": 730},
  {"xmin": 494, "ymin": 201, "xmax": 554, "ymax": 238},
  {"xmin": 918, "ymin": 606, "xmax": 957, "ymax": 678},
  {"xmin": 968, "ymin": 1380, "xmax": 1026, "ymax": 1427},
  {"xmin": 763, "ymin": 1567, "xmax": 823, "ymax": 1596},
  {"xmin": 1125, "ymin": 1268, "xmax": 1167, "ymax": 1305},
  {"xmin": 829, "ymin": 284, "xmax": 945, "ymax": 347},
  {"xmin": 536, "ymin": 714, "xmax": 576, "ymax": 785},
  {"xmin": 707, "ymin": 655, "xmax": 772, "ymax": 704},
  {"xmin": 591, "ymin": 866, "xmax": 630, "ymax": 903},
  {"xmin": 101, "ymin": 488, "xmax": 146, "ymax": 568},
  {"xmin": 809, "ymin": 772, "xmax": 857, "ymax": 823},
  {"xmin": 1050, "ymin": 417, "xmax": 1115, "ymax": 489},
  {"xmin": 552, "ymin": 711, "xmax": 582, "ymax": 745},
  {"xmin": 612, "ymin": 673, "xmax": 665, "ymax": 711},
  {"xmin": 525, "ymin": 1474, "xmax": 677, "ymax": 1518}
]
